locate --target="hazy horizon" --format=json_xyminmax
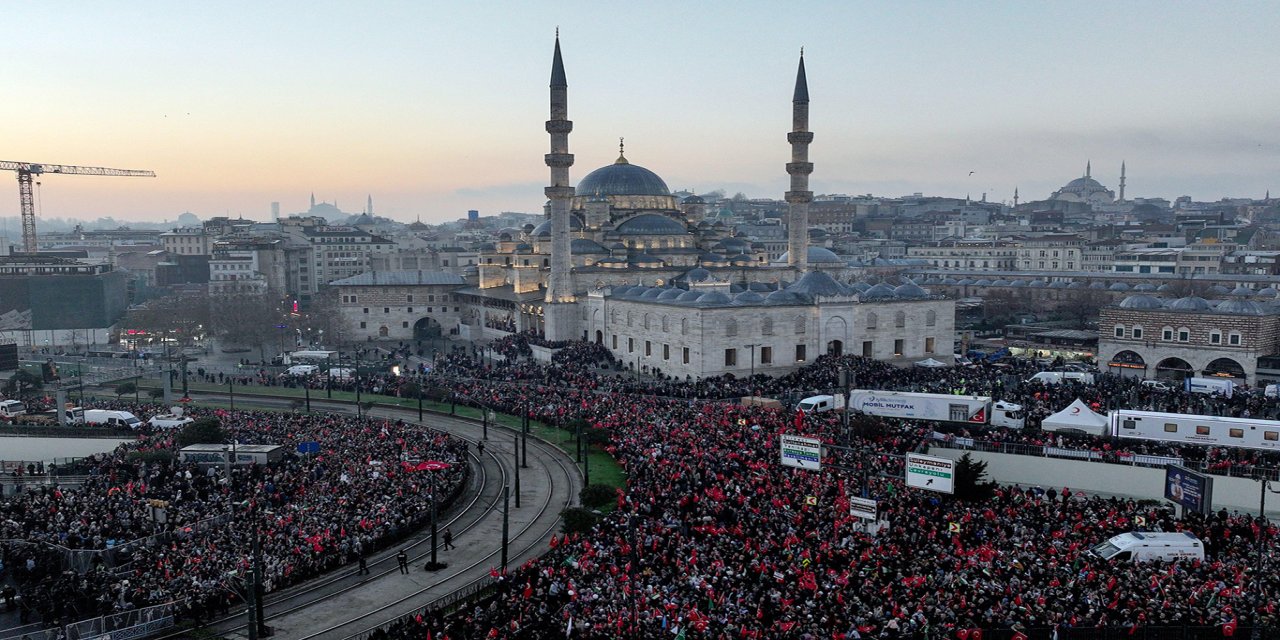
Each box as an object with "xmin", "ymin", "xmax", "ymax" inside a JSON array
[{"xmin": 3, "ymin": 1, "xmax": 1279, "ymax": 225}]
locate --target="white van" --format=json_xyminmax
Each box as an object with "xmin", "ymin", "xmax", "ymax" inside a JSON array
[
  {"xmin": 1140, "ymin": 379, "xmax": 1174, "ymax": 392},
  {"xmin": 84, "ymin": 409, "xmax": 143, "ymax": 429},
  {"xmin": 795, "ymin": 394, "xmax": 845, "ymax": 413},
  {"xmin": 1027, "ymin": 371, "xmax": 1095, "ymax": 385},
  {"xmin": 1265, "ymin": 384, "xmax": 1279, "ymax": 399},
  {"xmin": 0, "ymin": 399, "xmax": 26, "ymax": 418},
  {"xmin": 1090, "ymin": 532, "xmax": 1204, "ymax": 563},
  {"xmin": 149, "ymin": 414, "xmax": 194, "ymax": 429},
  {"xmin": 1185, "ymin": 377, "xmax": 1234, "ymax": 397},
  {"xmin": 286, "ymin": 365, "xmax": 319, "ymax": 376}
]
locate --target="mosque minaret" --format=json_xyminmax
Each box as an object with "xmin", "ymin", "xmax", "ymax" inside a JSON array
[
  {"xmin": 543, "ymin": 31, "xmax": 578, "ymax": 340},
  {"xmin": 785, "ymin": 50, "xmax": 814, "ymax": 273}
]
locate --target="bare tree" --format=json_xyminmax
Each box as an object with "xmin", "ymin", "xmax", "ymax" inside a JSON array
[
  {"xmin": 1060, "ymin": 289, "xmax": 1109, "ymax": 329},
  {"xmin": 209, "ymin": 294, "xmax": 288, "ymax": 363},
  {"xmin": 302, "ymin": 288, "xmax": 353, "ymax": 349}
]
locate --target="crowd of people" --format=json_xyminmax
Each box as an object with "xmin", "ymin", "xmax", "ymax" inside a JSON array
[{"xmin": 0, "ymin": 404, "xmax": 468, "ymax": 629}]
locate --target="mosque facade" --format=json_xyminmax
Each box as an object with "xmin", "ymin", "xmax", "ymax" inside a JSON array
[{"xmin": 374, "ymin": 36, "xmax": 956, "ymax": 377}]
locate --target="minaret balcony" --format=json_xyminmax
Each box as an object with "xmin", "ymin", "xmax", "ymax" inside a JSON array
[
  {"xmin": 786, "ymin": 162, "xmax": 814, "ymax": 175},
  {"xmin": 545, "ymin": 153, "xmax": 575, "ymax": 168},
  {"xmin": 785, "ymin": 190, "xmax": 814, "ymax": 204},
  {"xmin": 787, "ymin": 132, "xmax": 814, "ymax": 144},
  {"xmin": 545, "ymin": 120, "xmax": 574, "ymax": 134},
  {"xmin": 545, "ymin": 186, "xmax": 576, "ymax": 199}
]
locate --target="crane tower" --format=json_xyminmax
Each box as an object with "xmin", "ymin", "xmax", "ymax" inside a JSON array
[{"xmin": 0, "ymin": 161, "xmax": 156, "ymax": 254}]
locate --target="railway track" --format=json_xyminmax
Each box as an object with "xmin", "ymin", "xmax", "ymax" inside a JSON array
[{"xmin": 148, "ymin": 393, "xmax": 579, "ymax": 640}]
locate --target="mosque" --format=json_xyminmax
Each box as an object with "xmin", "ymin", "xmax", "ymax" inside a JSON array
[
  {"xmin": 1049, "ymin": 161, "xmax": 1123, "ymax": 206},
  {"xmin": 396, "ymin": 36, "xmax": 955, "ymax": 378}
]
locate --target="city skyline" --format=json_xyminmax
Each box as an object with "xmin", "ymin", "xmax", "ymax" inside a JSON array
[{"xmin": 3, "ymin": 1, "xmax": 1279, "ymax": 223}]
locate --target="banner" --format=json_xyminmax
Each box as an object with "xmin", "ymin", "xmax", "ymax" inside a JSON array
[{"xmin": 1165, "ymin": 465, "xmax": 1213, "ymax": 515}]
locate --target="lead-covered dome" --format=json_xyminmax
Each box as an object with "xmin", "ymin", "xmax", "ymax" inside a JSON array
[
  {"xmin": 1119, "ymin": 295, "xmax": 1165, "ymax": 310},
  {"xmin": 615, "ymin": 214, "xmax": 687, "ymax": 236},
  {"xmin": 576, "ymin": 157, "xmax": 670, "ymax": 197},
  {"xmin": 1168, "ymin": 296, "xmax": 1213, "ymax": 312}
]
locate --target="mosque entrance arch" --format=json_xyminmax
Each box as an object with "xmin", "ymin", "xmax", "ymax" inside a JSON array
[
  {"xmin": 1106, "ymin": 350, "xmax": 1146, "ymax": 378},
  {"xmin": 1203, "ymin": 357, "xmax": 1246, "ymax": 381},
  {"xmin": 414, "ymin": 317, "xmax": 442, "ymax": 341},
  {"xmin": 826, "ymin": 340, "xmax": 843, "ymax": 357},
  {"xmin": 1154, "ymin": 357, "xmax": 1194, "ymax": 380}
]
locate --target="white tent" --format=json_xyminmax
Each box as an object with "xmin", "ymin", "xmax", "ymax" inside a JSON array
[
  {"xmin": 914, "ymin": 358, "xmax": 949, "ymax": 368},
  {"xmin": 1040, "ymin": 398, "xmax": 1109, "ymax": 435}
]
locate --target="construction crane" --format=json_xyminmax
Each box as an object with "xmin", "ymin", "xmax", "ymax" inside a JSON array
[{"xmin": 0, "ymin": 161, "xmax": 156, "ymax": 254}]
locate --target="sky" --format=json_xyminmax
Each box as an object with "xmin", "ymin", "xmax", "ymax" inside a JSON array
[{"xmin": 2, "ymin": 1, "xmax": 1279, "ymax": 224}]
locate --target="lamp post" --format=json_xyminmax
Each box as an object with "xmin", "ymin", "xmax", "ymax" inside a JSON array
[
  {"xmin": 420, "ymin": 460, "xmax": 451, "ymax": 571},
  {"xmin": 745, "ymin": 343, "xmax": 760, "ymax": 387}
]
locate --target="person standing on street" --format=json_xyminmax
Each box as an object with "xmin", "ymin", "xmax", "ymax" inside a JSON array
[
  {"xmin": 358, "ymin": 553, "xmax": 370, "ymax": 576},
  {"xmin": 397, "ymin": 549, "xmax": 409, "ymax": 574},
  {"xmin": 443, "ymin": 527, "xmax": 455, "ymax": 550}
]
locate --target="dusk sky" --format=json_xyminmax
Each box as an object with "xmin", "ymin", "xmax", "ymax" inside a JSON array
[{"xmin": 3, "ymin": 1, "xmax": 1279, "ymax": 224}]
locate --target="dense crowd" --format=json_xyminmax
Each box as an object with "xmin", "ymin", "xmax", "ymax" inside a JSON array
[{"xmin": 0, "ymin": 404, "xmax": 467, "ymax": 629}]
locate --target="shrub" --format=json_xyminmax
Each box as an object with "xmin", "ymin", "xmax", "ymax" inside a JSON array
[
  {"xmin": 560, "ymin": 507, "xmax": 599, "ymax": 534},
  {"xmin": 579, "ymin": 483, "xmax": 616, "ymax": 509}
]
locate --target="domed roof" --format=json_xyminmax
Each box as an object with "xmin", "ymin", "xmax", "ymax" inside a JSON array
[
  {"xmin": 849, "ymin": 281, "xmax": 871, "ymax": 292},
  {"xmin": 685, "ymin": 267, "xmax": 712, "ymax": 282},
  {"xmin": 974, "ymin": 279, "xmax": 993, "ymax": 286},
  {"xmin": 1088, "ymin": 281, "xmax": 1107, "ymax": 290},
  {"xmin": 1215, "ymin": 299, "xmax": 1269, "ymax": 315},
  {"xmin": 764, "ymin": 289, "xmax": 802, "ymax": 305},
  {"xmin": 1029, "ymin": 279, "xmax": 1048, "ymax": 288},
  {"xmin": 498, "ymin": 232, "xmax": 512, "ymax": 241},
  {"xmin": 863, "ymin": 283, "xmax": 898, "ymax": 299},
  {"xmin": 1108, "ymin": 282, "xmax": 1130, "ymax": 291},
  {"xmin": 941, "ymin": 278, "xmax": 959, "ymax": 285},
  {"xmin": 729, "ymin": 254, "xmax": 754, "ymax": 265},
  {"xmin": 1168, "ymin": 296, "xmax": 1213, "ymax": 311},
  {"xmin": 956, "ymin": 278, "xmax": 975, "ymax": 285},
  {"xmin": 1231, "ymin": 286, "xmax": 1254, "ymax": 297},
  {"xmin": 629, "ymin": 252, "xmax": 664, "ymax": 264},
  {"xmin": 1206, "ymin": 285, "xmax": 1231, "ymax": 296},
  {"xmin": 615, "ymin": 214, "xmax": 687, "ymax": 236},
  {"xmin": 992, "ymin": 279, "xmax": 1012, "ymax": 287},
  {"xmin": 1132, "ymin": 283, "xmax": 1157, "ymax": 292},
  {"xmin": 639, "ymin": 287, "xmax": 662, "ymax": 299},
  {"xmin": 774, "ymin": 246, "xmax": 845, "ymax": 264},
  {"xmin": 696, "ymin": 291, "xmax": 732, "ymax": 305},
  {"xmin": 1049, "ymin": 281, "xmax": 1068, "ymax": 289},
  {"xmin": 657, "ymin": 288, "xmax": 684, "ymax": 300},
  {"xmin": 1255, "ymin": 287, "xmax": 1279, "ymax": 297},
  {"xmin": 1009, "ymin": 279, "xmax": 1028, "ymax": 287},
  {"xmin": 1066, "ymin": 281, "xmax": 1086, "ymax": 289},
  {"xmin": 1119, "ymin": 295, "xmax": 1165, "ymax": 310},
  {"xmin": 611, "ymin": 285, "xmax": 637, "ymax": 297},
  {"xmin": 895, "ymin": 283, "xmax": 930, "ymax": 298},
  {"xmin": 682, "ymin": 194, "xmax": 705, "ymax": 204},
  {"xmin": 571, "ymin": 238, "xmax": 608, "ymax": 254},
  {"xmin": 787, "ymin": 271, "xmax": 852, "ymax": 297},
  {"xmin": 514, "ymin": 242, "xmax": 533, "ymax": 252},
  {"xmin": 1065, "ymin": 176, "xmax": 1105, "ymax": 189},
  {"xmin": 733, "ymin": 290, "xmax": 765, "ymax": 305},
  {"xmin": 531, "ymin": 216, "xmax": 582, "ymax": 237},
  {"xmin": 576, "ymin": 156, "xmax": 670, "ymax": 197},
  {"xmin": 676, "ymin": 290, "xmax": 704, "ymax": 302}
]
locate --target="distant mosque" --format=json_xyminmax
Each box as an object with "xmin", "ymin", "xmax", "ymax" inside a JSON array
[
  {"xmin": 303, "ymin": 193, "xmax": 376, "ymax": 221},
  {"xmin": 1050, "ymin": 161, "xmax": 1126, "ymax": 206}
]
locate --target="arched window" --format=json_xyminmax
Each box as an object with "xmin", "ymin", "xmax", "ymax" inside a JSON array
[
  {"xmin": 925, "ymin": 310, "xmax": 936, "ymax": 327},
  {"xmin": 1178, "ymin": 327, "xmax": 1190, "ymax": 342},
  {"xmin": 794, "ymin": 315, "xmax": 806, "ymax": 334},
  {"xmin": 866, "ymin": 312, "xmax": 878, "ymax": 330},
  {"xmin": 1114, "ymin": 325, "xmax": 1126, "ymax": 339},
  {"xmin": 643, "ymin": 313, "xmax": 651, "ymax": 330},
  {"xmin": 627, "ymin": 312, "xmax": 634, "ymax": 327},
  {"xmin": 1228, "ymin": 331, "xmax": 1242, "ymax": 346},
  {"xmin": 1132, "ymin": 325, "xmax": 1143, "ymax": 340},
  {"xmin": 895, "ymin": 311, "xmax": 906, "ymax": 328},
  {"xmin": 761, "ymin": 317, "xmax": 774, "ymax": 336},
  {"xmin": 1209, "ymin": 329, "xmax": 1222, "ymax": 345},
  {"xmin": 661, "ymin": 316, "xmax": 670, "ymax": 332},
  {"xmin": 1161, "ymin": 326, "xmax": 1174, "ymax": 341},
  {"xmin": 724, "ymin": 318, "xmax": 738, "ymax": 337}
]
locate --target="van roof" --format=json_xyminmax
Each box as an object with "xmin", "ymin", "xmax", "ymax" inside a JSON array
[{"xmin": 1113, "ymin": 531, "xmax": 1199, "ymax": 544}]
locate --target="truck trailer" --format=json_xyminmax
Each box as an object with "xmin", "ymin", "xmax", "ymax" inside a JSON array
[{"xmin": 848, "ymin": 390, "xmax": 1024, "ymax": 428}]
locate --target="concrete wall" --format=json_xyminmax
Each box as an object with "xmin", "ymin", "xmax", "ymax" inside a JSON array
[{"xmin": 928, "ymin": 447, "xmax": 1277, "ymax": 518}]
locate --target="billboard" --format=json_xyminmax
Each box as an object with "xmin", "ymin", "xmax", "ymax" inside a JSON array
[
  {"xmin": 779, "ymin": 434, "xmax": 821, "ymax": 471},
  {"xmin": 1164, "ymin": 465, "xmax": 1213, "ymax": 515},
  {"xmin": 905, "ymin": 453, "xmax": 955, "ymax": 494}
]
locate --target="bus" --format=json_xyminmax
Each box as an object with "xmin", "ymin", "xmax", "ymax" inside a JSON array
[{"xmin": 1109, "ymin": 409, "xmax": 1280, "ymax": 452}]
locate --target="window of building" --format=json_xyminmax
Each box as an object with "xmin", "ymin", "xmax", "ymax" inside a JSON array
[
  {"xmin": 1210, "ymin": 330, "xmax": 1222, "ymax": 345},
  {"xmin": 925, "ymin": 337, "xmax": 935, "ymax": 353},
  {"xmin": 407, "ymin": 295, "xmax": 414, "ymax": 303},
  {"xmin": 895, "ymin": 311, "xmax": 906, "ymax": 328},
  {"xmin": 681, "ymin": 318, "xmax": 689, "ymax": 335},
  {"xmin": 1132, "ymin": 326, "xmax": 1143, "ymax": 339},
  {"xmin": 628, "ymin": 338, "xmax": 634, "ymax": 353},
  {"xmin": 663, "ymin": 344, "xmax": 670, "ymax": 360},
  {"xmin": 894, "ymin": 339, "xmax": 904, "ymax": 356},
  {"xmin": 645, "ymin": 341, "xmax": 652, "ymax": 356},
  {"xmin": 1178, "ymin": 328, "xmax": 1190, "ymax": 342},
  {"xmin": 762, "ymin": 317, "xmax": 773, "ymax": 335},
  {"xmin": 402, "ymin": 321, "xmax": 409, "ymax": 328},
  {"xmin": 863, "ymin": 341, "xmax": 873, "ymax": 357},
  {"xmin": 360, "ymin": 321, "xmax": 367, "ymax": 329},
  {"xmin": 1229, "ymin": 332, "xmax": 1241, "ymax": 346},
  {"xmin": 363, "ymin": 308, "xmax": 369, "ymax": 314},
  {"xmin": 1162, "ymin": 327, "xmax": 1173, "ymax": 341},
  {"xmin": 795, "ymin": 344, "xmax": 806, "ymax": 362},
  {"xmin": 683, "ymin": 347, "xmax": 690, "ymax": 364},
  {"xmin": 724, "ymin": 349, "xmax": 737, "ymax": 367},
  {"xmin": 407, "ymin": 307, "xmax": 413, "ymax": 313},
  {"xmin": 925, "ymin": 310, "xmax": 936, "ymax": 327},
  {"xmin": 724, "ymin": 318, "xmax": 738, "ymax": 337},
  {"xmin": 612, "ymin": 335, "xmax": 618, "ymax": 349},
  {"xmin": 794, "ymin": 316, "xmax": 806, "ymax": 334},
  {"xmin": 1114, "ymin": 325, "xmax": 1125, "ymax": 338},
  {"xmin": 866, "ymin": 313, "xmax": 877, "ymax": 330}
]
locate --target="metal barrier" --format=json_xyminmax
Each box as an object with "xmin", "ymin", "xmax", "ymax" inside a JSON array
[
  {"xmin": 0, "ymin": 622, "xmax": 47, "ymax": 640},
  {"xmin": 62, "ymin": 601, "xmax": 178, "ymax": 640}
]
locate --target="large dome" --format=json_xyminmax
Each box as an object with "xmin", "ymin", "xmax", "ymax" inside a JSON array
[
  {"xmin": 615, "ymin": 214, "xmax": 688, "ymax": 236},
  {"xmin": 1064, "ymin": 176, "xmax": 1105, "ymax": 189},
  {"xmin": 576, "ymin": 157, "xmax": 670, "ymax": 197}
]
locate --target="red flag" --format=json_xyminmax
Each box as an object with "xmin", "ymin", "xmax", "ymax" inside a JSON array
[
  {"xmin": 956, "ymin": 631, "xmax": 970, "ymax": 640},
  {"xmin": 971, "ymin": 630, "xmax": 983, "ymax": 640},
  {"xmin": 794, "ymin": 409, "xmax": 805, "ymax": 428},
  {"xmin": 1012, "ymin": 632, "xmax": 1028, "ymax": 640},
  {"xmin": 1223, "ymin": 618, "xmax": 1238, "ymax": 637}
]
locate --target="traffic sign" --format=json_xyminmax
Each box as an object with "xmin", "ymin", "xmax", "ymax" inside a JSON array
[
  {"xmin": 849, "ymin": 497, "xmax": 877, "ymax": 520},
  {"xmin": 905, "ymin": 453, "xmax": 955, "ymax": 494},
  {"xmin": 804, "ymin": 495, "xmax": 818, "ymax": 506},
  {"xmin": 780, "ymin": 435, "xmax": 821, "ymax": 471}
]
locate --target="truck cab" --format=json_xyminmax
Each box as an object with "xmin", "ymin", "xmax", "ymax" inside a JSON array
[
  {"xmin": 795, "ymin": 394, "xmax": 844, "ymax": 413},
  {"xmin": 0, "ymin": 399, "xmax": 26, "ymax": 418},
  {"xmin": 991, "ymin": 401, "xmax": 1025, "ymax": 429}
]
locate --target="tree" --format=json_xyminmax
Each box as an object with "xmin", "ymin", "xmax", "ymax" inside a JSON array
[
  {"xmin": 303, "ymin": 288, "xmax": 353, "ymax": 348},
  {"xmin": 209, "ymin": 294, "xmax": 288, "ymax": 363},
  {"xmin": 114, "ymin": 381, "xmax": 137, "ymax": 398},
  {"xmin": 148, "ymin": 387, "xmax": 166, "ymax": 400},
  {"xmin": 4, "ymin": 370, "xmax": 43, "ymax": 397},
  {"xmin": 579, "ymin": 484, "xmax": 616, "ymax": 509},
  {"xmin": 399, "ymin": 381, "xmax": 421, "ymax": 398},
  {"xmin": 953, "ymin": 453, "xmax": 997, "ymax": 502},
  {"xmin": 560, "ymin": 507, "xmax": 600, "ymax": 534},
  {"xmin": 175, "ymin": 417, "xmax": 226, "ymax": 447},
  {"xmin": 1060, "ymin": 289, "xmax": 1108, "ymax": 329}
]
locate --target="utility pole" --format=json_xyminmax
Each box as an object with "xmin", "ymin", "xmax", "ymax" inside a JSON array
[
  {"xmin": 522, "ymin": 394, "xmax": 530, "ymax": 469},
  {"xmin": 229, "ymin": 377, "xmax": 234, "ymax": 411},
  {"xmin": 304, "ymin": 384, "xmax": 310, "ymax": 413},
  {"xmin": 501, "ymin": 485, "xmax": 510, "ymax": 569},
  {"xmin": 417, "ymin": 376, "xmax": 424, "ymax": 422},
  {"xmin": 840, "ymin": 367, "xmax": 851, "ymax": 443},
  {"xmin": 514, "ymin": 432, "xmax": 521, "ymax": 509}
]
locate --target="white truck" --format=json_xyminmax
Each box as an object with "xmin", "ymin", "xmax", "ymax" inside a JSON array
[
  {"xmin": 149, "ymin": 414, "xmax": 194, "ymax": 429},
  {"xmin": 795, "ymin": 394, "xmax": 845, "ymax": 413},
  {"xmin": 84, "ymin": 409, "xmax": 143, "ymax": 429},
  {"xmin": 0, "ymin": 399, "xmax": 26, "ymax": 419},
  {"xmin": 1027, "ymin": 371, "xmax": 1096, "ymax": 385},
  {"xmin": 848, "ymin": 390, "xmax": 1024, "ymax": 428},
  {"xmin": 1090, "ymin": 532, "xmax": 1204, "ymax": 563}
]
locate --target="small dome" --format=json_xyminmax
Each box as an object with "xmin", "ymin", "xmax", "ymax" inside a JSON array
[
  {"xmin": 1156, "ymin": 283, "xmax": 1173, "ymax": 292},
  {"xmin": 571, "ymin": 238, "xmax": 608, "ymax": 254},
  {"xmin": 682, "ymin": 194, "xmax": 705, "ymax": 204},
  {"xmin": 1255, "ymin": 287, "xmax": 1278, "ymax": 298},
  {"xmin": 1119, "ymin": 295, "xmax": 1165, "ymax": 310},
  {"xmin": 956, "ymin": 278, "xmax": 975, "ymax": 285},
  {"xmin": 639, "ymin": 287, "xmax": 662, "ymax": 299},
  {"xmin": 973, "ymin": 279, "xmax": 993, "ymax": 286},
  {"xmin": 1108, "ymin": 282, "xmax": 1130, "ymax": 291},
  {"xmin": 610, "ymin": 242, "xmax": 627, "ymax": 250},
  {"xmin": 522, "ymin": 223, "xmax": 535, "ymax": 232},
  {"xmin": 615, "ymin": 214, "xmax": 688, "ymax": 236},
  {"xmin": 1168, "ymin": 296, "xmax": 1213, "ymax": 311},
  {"xmin": 787, "ymin": 271, "xmax": 853, "ymax": 297},
  {"xmin": 498, "ymin": 232, "xmax": 512, "ymax": 241},
  {"xmin": 992, "ymin": 279, "xmax": 1012, "ymax": 287},
  {"xmin": 1132, "ymin": 283, "xmax": 1157, "ymax": 292},
  {"xmin": 531, "ymin": 216, "xmax": 583, "ymax": 237},
  {"xmin": 514, "ymin": 242, "xmax": 533, "ymax": 252},
  {"xmin": 676, "ymin": 290, "xmax": 704, "ymax": 302},
  {"xmin": 611, "ymin": 285, "xmax": 636, "ymax": 297},
  {"xmin": 1215, "ymin": 299, "xmax": 1268, "ymax": 315},
  {"xmin": 863, "ymin": 283, "xmax": 898, "ymax": 299},
  {"xmin": 629, "ymin": 252, "xmax": 664, "ymax": 264},
  {"xmin": 1089, "ymin": 282, "xmax": 1108, "ymax": 290},
  {"xmin": 849, "ymin": 281, "xmax": 871, "ymax": 292},
  {"xmin": 1066, "ymin": 281, "xmax": 1086, "ymax": 289},
  {"xmin": 729, "ymin": 254, "xmax": 754, "ymax": 265},
  {"xmin": 657, "ymin": 288, "xmax": 684, "ymax": 300},
  {"xmin": 696, "ymin": 291, "xmax": 732, "ymax": 305},
  {"xmin": 1206, "ymin": 285, "xmax": 1231, "ymax": 296},
  {"xmin": 685, "ymin": 267, "xmax": 712, "ymax": 283},
  {"xmin": 895, "ymin": 283, "xmax": 929, "ymax": 298},
  {"xmin": 1049, "ymin": 281, "xmax": 1068, "ymax": 289},
  {"xmin": 733, "ymin": 290, "xmax": 766, "ymax": 305},
  {"xmin": 765, "ymin": 289, "xmax": 802, "ymax": 305},
  {"xmin": 1009, "ymin": 280, "xmax": 1028, "ymax": 287},
  {"xmin": 1231, "ymin": 285, "xmax": 1254, "ymax": 297},
  {"xmin": 941, "ymin": 277, "xmax": 959, "ymax": 285},
  {"xmin": 774, "ymin": 246, "xmax": 845, "ymax": 264}
]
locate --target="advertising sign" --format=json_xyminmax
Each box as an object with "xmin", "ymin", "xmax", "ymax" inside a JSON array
[
  {"xmin": 849, "ymin": 497, "xmax": 877, "ymax": 520},
  {"xmin": 905, "ymin": 453, "xmax": 955, "ymax": 494},
  {"xmin": 1164, "ymin": 464, "xmax": 1213, "ymax": 515},
  {"xmin": 780, "ymin": 435, "xmax": 821, "ymax": 471}
]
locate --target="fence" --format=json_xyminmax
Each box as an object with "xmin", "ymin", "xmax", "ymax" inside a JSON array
[
  {"xmin": 348, "ymin": 575, "xmax": 501, "ymax": 640},
  {"xmin": 62, "ymin": 601, "xmax": 178, "ymax": 640}
]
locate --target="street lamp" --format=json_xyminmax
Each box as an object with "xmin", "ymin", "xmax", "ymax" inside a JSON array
[
  {"xmin": 419, "ymin": 460, "xmax": 451, "ymax": 571},
  {"xmin": 745, "ymin": 343, "xmax": 760, "ymax": 389}
]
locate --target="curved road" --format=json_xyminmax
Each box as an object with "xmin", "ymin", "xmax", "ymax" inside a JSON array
[{"xmin": 181, "ymin": 392, "xmax": 582, "ymax": 640}]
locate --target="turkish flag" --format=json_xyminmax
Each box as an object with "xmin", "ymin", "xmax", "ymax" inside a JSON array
[{"xmin": 794, "ymin": 409, "xmax": 806, "ymax": 428}]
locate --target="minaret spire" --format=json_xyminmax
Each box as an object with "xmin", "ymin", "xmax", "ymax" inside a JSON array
[
  {"xmin": 310, "ymin": 192, "xmax": 315, "ymax": 209},
  {"xmin": 1085, "ymin": 160, "xmax": 1091, "ymax": 178},
  {"xmin": 785, "ymin": 50, "xmax": 814, "ymax": 273},
  {"xmin": 367, "ymin": 194, "xmax": 373, "ymax": 215},
  {"xmin": 544, "ymin": 31, "xmax": 577, "ymax": 340},
  {"xmin": 1013, "ymin": 187, "xmax": 1019, "ymax": 207},
  {"xmin": 1118, "ymin": 161, "xmax": 1126, "ymax": 203}
]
